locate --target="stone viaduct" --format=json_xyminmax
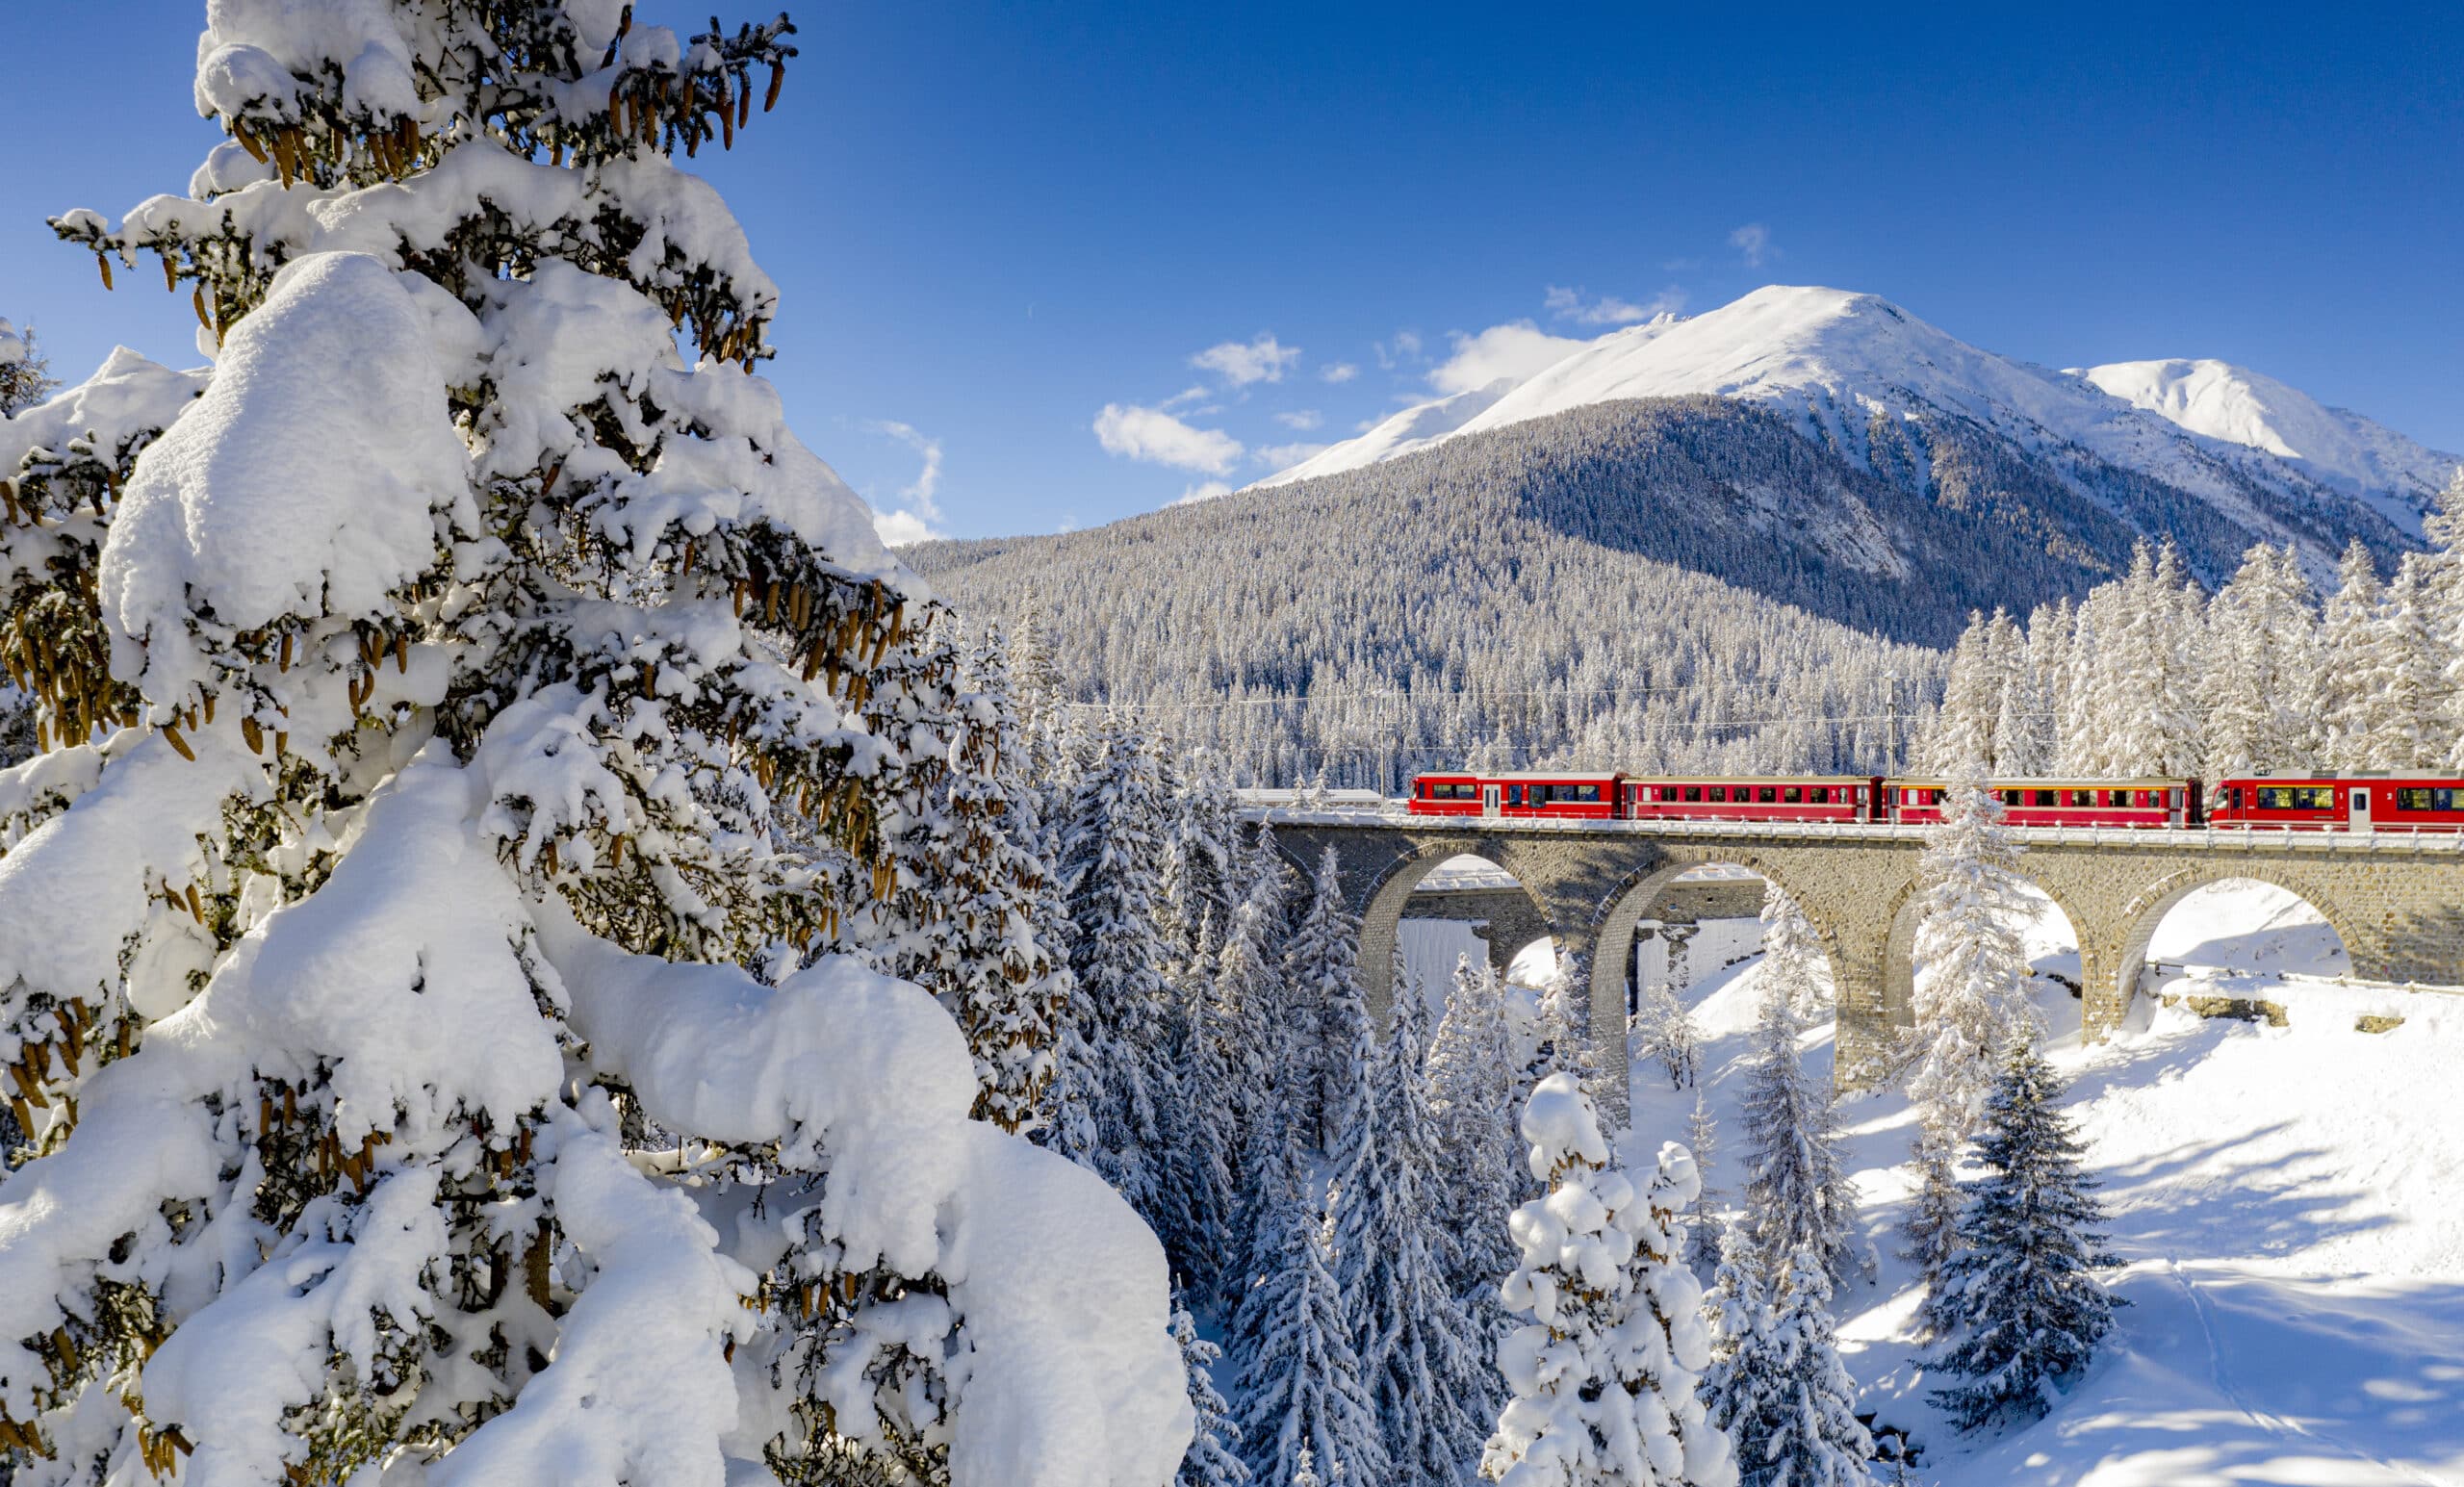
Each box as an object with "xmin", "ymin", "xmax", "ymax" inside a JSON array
[{"xmin": 1254, "ymin": 808, "xmax": 2464, "ymax": 1117}]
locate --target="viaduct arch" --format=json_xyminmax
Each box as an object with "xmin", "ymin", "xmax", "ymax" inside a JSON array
[{"xmin": 1257, "ymin": 809, "xmax": 2464, "ymax": 1118}]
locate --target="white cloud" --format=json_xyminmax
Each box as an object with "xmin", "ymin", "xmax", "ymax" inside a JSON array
[
  {"xmin": 1254, "ymin": 441, "xmax": 1331, "ymax": 470},
  {"xmin": 1730, "ymin": 222, "xmax": 1775, "ymax": 268},
  {"xmin": 1374, "ymin": 330, "xmax": 1424, "ymax": 370},
  {"xmin": 865, "ymin": 419, "xmax": 945, "ymax": 546},
  {"xmin": 1161, "ymin": 384, "xmax": 1212, "ymax": 409},
  {"xmin": 1429, "ymin": 320, "xmax": 1587, "ymax": 396},
  {"xmin": 1191, "ymin": 333, "xmax": 1301, "ymax": 387},
  {"xmin": 1093, "ymin": 401, "xmax": 1244, "ymax": 474},
  {"xmin": 1274, "ymin": 409, "xmax": 1323, "ymax": 430},
  {"xmin": 1543, "ymin": 283, "xmax": 1686, "ymax": 326},
  {"xmin": 1320, "ymin": 361, "xmax": 1360, "ymax": 384},
  {"xmin": 1172, "ymin": 480, "xmax": 1236, "ymax": 506},
  {"xmin": 871, "ymin": 509, "xmax": 941, "ymax": 547}
]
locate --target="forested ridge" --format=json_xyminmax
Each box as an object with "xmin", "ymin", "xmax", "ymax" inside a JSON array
[{"xmin": 918, "ymin": 394, "xmax": 2409, "ymax": 786}]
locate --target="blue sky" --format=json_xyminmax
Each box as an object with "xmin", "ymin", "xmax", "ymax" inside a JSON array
[{"xmin": 3, "ymin": 3, "xmax": 2459, "ymax": 542}]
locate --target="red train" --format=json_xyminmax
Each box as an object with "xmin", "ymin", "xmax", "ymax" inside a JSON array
[{"xmin": 1405, "ymin": 771, "xmax": 2464, "ymax": 832}]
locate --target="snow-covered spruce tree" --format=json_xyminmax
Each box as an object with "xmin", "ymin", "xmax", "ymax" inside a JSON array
[
  {"xmin": 1163, "ymin": 907, "xmax": 1243, "ymax": 1291},
  {"xmin": 1904, "ymin": 761, "xmax": 2035, "ymax": 1142},
  {"xmin": 1054, "ymin": 709, "xmax": 1179, "ymax": 1224},
  {"xmin": 1758, "ymin": 880, "xmax": 1829, "ymax": 1021},
  {"xmin": 1737, "ymin": 966, "xmax": 1864, "ymax": 1289},
  {"xmin": 1902, "ymin": 762, "xmax": 2035, "ymax": 1291},
  {"xmin": 1698, "ymin": 1223, "xmax": 1773, "ymax": 1441},
  {"xmin": 1634, "ymin": 970, "xmax": 1702, "ymax": 1090},
  {"xmin": 2197, "ymin": 543, "xmax": 2320, "ymax": 789},
  {"xmin": 1164, "ymin": 747, "xmax": 1246, "ymax": 966},
  {"xmin": 1326, "ymin": 966, "xmax": 1490, "ymax": 1484},
  {"xmin": 1923, "ymin": 1039, "xmax": 2119, "ymax": 1433},
  {"xmin": 3, "ymin": 7, "xmax": 1187, "ymax": 1482},
  {"xmin": 1479, "ymin": 1073, "xmax": 1736, "ymax": 1487},
  {"xmin": 1176, "ymin": 1294, "xmax": 1250, "ymax": 1487},
  {"xmin": 0, "ymin": 320, "xmax": 62, "ymax": 419},
  {"xmin": 1707, "ymin": 1248, "xmax": 1876, "ymax": 1487},
  {"xmin": 1428, "ymin": 954, "xmax": 1525, "ymax": 1311},
  {"xmin": 1920, "ymin": 613, "xmax": 1997, "ymax": 773},
  {"xmin": 2356, "ymin": 553, "xmax": 2445, "ymax": 770},
  {"xmin": 1681, "ymin": 1092, "xmax": 1724, "ymax": 1276},
  {"xmin": 1209, "ymin": 859, "xmax": 1296, "ymax": 1303},
  {"xmin": 1229, "ymin": 1126, "xmax": 1386, "ymax": 1487},
  {"xmin": 2319, "ymin": 537, "xmax": 2386, "ymax": 769},
  {"xmin": 1289, "ymin": 844, "xmax": 1370, "ymax": 1151},
  {"xmin": 2428, "ymin": 472, "xmax": 2464, "ymax": 770},
  {"xmin": 874, "ymin": 621, "xmax": 1065, "ymax": 1134}
]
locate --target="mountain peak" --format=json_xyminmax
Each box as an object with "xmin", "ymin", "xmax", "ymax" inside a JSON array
[
  {"xmin": 2074, "ymin": 357, "xmax": 2459, "ymax": 504},
  {"xmin": 1252, "ymin": 285, "xmax": 2451, "ymax": 550}
]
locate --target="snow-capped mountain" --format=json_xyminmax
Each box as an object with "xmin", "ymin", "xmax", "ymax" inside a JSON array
[
  {"xmin": 1259, "ymin": 286, "xmax": 2451, "ymax": 560},
  {"xmin": 2076, "ymin": 357, "xmax": 2460, "ymax": 526}
]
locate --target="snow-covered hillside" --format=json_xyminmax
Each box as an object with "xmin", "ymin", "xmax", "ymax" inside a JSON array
[
  {"xmin": 1630, "ymin": 881, "xmax": 2464, "ymax": 1484},
  {"xmin": 2078, "ymin": 357, "xmax": 2461, "ymax": 529},
  {"xmin": 1260, "ymin": 286, "xmax": 2448, "ymax": 551}
]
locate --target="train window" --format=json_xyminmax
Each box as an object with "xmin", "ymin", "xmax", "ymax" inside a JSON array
[
  {"xmin": 1783, "ymin": 786, "xmax": 1803, "ymax": 803},
  {"xmin": 2297, "ymin": 787, "xmax": 2335, "ymax": 809},
  {"xmin": 2069, "ymin": 789, "xmax": 2093, "ymax": 807},
  {"xmin": 2257, "ymin": 787, "xmax": 2290, "ymax": 809},
  {"xmin": 1707, "ymin": 786, "xmax": 1726, "ymax": 802},
  {"xmin": 1576, "ymin": 784, "xmax": 1601, "ymax": 803},
  {"xmin": 1506, "ymin": 785, "xmax": 1524, "ymax": 806},
  {"xmin": 2441, "ymin": 788, "xmax": 2461, "ymax": 811},
  {"xmin": 2400, "ymin": 788, "xmax": 2434, "ymax": 810},
  {"xmin": 1756, "ymin": 787, "xmax": 1775, "ymax": 804},
  {"xmin": 1810, "ymin": 786, "xmax": 1829, "ymax": 804},
  {"xmin": 2001, "ymin": 789, "xmax": 2022, "ymax": 806},
  {"xmin": 2035, "ymin": 789, "xmax": 2058, "ymax": 807}
]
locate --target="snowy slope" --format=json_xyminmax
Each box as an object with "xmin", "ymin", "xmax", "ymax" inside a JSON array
[
  {"xmin": 1265, "ymin": 377, "xmax": 1519, "ymax": 485},
  {"xmin": 1627, "ymin": 882, "xmax": 2464, "ymax": 1484},
  {"xmin": 1258, "ymin": 286, "xmax": 2440, "ymax": 546},
  {"xmin": 2079, "ymin": 357, "xmax": 2461, "ymax": 524}
]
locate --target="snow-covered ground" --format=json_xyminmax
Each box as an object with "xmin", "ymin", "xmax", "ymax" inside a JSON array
[{"xmin": 1625, "ymin": 880, "xmax": 2464, "ymax": 1485}]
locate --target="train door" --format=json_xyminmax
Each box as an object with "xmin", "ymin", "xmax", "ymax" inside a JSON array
[
  {"xmin": 2169, "ymin": 785, "xmax": 2186, "ymax": 828},
  {"xmin": 1482, "ymin": 783, "xmax": 1501, "ymax": 819},
  {"xmin": 2349, "ymin": 786, "xmax": 2372, "ymax": 832}
]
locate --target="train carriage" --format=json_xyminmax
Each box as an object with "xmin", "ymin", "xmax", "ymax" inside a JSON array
[
  {"xmin": 1618, "ymin": 775, "xmax": 1882, "ymax": 824},
  {"xmin": 2210, "ymin": 774, "xmax": 2464, "ymax": 832},
  {"xmin": 1886, "ymin": 777, "xmax": 2196, "ymax": 829},
  {"xmin": 1406, "ymin": 771, "xmax": 1624, "ymax": 820}
]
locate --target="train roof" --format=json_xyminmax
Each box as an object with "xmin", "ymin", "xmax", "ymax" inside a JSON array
[
  {"xmin": 1885, "ymin": 776, "xmax": 2193, "ymax": 788},
  {"xmin": 1621, "ymin": 774, "xmax": 1880, "ymax": 783},
  {"xmin": 1414, "ymin": 770, "xmax": 1879, "ymax": 782},
  {"xmin": 1420, "ymin": 769, "xmax": 1626, "ymax": 781},
  {"xmin": 2224, "ymin": 771, "xmax": 2450, "ymax": 780}
]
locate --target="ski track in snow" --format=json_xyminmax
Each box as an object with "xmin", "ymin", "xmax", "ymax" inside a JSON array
[{"xmin": 2160, "ymin": 1254, "xmax": 2446, "ymax": 1487}]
